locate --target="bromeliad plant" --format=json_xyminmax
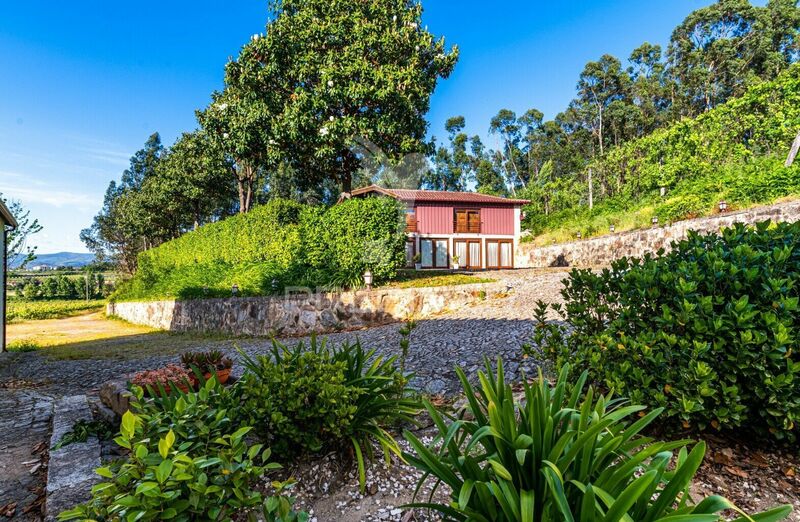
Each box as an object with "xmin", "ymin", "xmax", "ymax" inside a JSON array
[{"xmin": 404, "ymin": 361, "xmax": 792, "ymax": 522}]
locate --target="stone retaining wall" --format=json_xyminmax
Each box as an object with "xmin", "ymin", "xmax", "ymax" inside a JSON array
[
  {"xmin": 107, "ymin": 281, "xmax": 507, "ymax": 336},
  {"xmin": 518, "ymin": 200, "xmax": 800, "ymax": 268}
]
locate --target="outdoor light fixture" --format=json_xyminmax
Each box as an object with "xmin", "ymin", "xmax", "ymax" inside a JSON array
[
  {"xmin": 609, "ymin": 225, "xmax": 615, "ymax": 233},
  {"xmin": 652, "ymin": 216, "xmax": 659, "ymax": 226},
  {"xmin": 576, "ymin": 231, "xmax": 582, "ymax": 239},
  {"xmin": 271, "ymin": 278, "xmax": 279, "ymax": 292},
  {"xmin": 363, "ymin": 270, "xmax": 373, "ymax": 291},
  {"xmin": 231, "ymin": 284, "xmax": 239, "ymax": 296},
  {"xmin": 719, "ymin": 200, "xmax": 728, "ymax": 213}
]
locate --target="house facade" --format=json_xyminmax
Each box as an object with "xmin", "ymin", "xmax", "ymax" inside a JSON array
[
  {"xmin": 1, "ymin": 200, "xmax": 18, "ymax": 351},
  {"xmin": 344, "ymin": 185, "xmax": 529, "ymax": 270}
]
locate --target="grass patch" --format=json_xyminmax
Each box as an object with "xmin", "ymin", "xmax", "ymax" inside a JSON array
[
  {"xmin": 385, "ymin": 271, "xmax": 496, "ymax": 289},
  {"xmin": 6, "ymin": 339, "xmax": 40, "ymax": 352},
  {"xmin": 7, "ymin": 299, "xmax": 106, "ymax": 322}
]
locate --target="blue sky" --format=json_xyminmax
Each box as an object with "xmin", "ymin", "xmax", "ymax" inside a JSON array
[{"xmin": 0, "ymin": 0, "xmax": 717, "ymax": 254}]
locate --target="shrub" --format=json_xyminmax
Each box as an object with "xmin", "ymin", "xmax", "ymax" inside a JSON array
[
  {"xmin": 403, "ymin": 360, "xmax": 792, "ymax": 521},
  {"xmin": 535, "ymin": 221, "xmax": 800, "ymax": 440},
  {"xmin": 113, "ymin": 197, "xmax": 406, "ymax": 301},
  {"xmin": 58, "ymin": 411, "xmax": 280, "ymax": 521},
  {"xmin": 239, "ymin": 337, "xmax": 419, "ymax": 491}
]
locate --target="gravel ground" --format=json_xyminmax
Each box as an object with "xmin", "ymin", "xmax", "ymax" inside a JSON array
[{"xmin": 0, "ymin": 269, "xmax": 569, "ymax": 397}]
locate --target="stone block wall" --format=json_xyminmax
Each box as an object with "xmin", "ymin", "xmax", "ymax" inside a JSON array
[
  {"xmin": 107, "ymin": 281, "xmax": 507, "ymax": 336},
  {"xmin": 518, "ymin": 200, "xmax": 800, "ymax": 268}
]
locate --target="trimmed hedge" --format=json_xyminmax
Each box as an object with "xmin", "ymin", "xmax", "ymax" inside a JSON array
[
  {"xmin": 114, "ymin": 198, "xmax": 405, "ymax": 300},
  {"xmin": 536, "ymin": 221, "xmax": 800, "ymax": 441}
]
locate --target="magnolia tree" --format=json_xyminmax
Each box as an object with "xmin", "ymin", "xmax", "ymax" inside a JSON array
[{"xmin": 200, "ymin": 0, "xmax": 459, "ymax": 209}]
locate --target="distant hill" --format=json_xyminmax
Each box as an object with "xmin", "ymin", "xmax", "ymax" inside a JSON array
[{"xmin": 10, "ymin": 252, "xmax": 96, "ymax": 270}]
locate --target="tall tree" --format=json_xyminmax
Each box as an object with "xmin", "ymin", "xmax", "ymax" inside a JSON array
[
  {"xmin": 152, "ymin": 131, "xmax": 236, "ymax": 229},
  {"xmin": 1, "ymin": 195, "xmax": 43, "ymax": 269},
  {"xmin": 81, "ymin": 134, "xmax": 167, "ymax": 272},
  {"xmin": 218, "ymin": 0, "xmax": 458, "ymax": 196},
  {"xmin": 575, "ymin": 54, "xmax": 631, "ymax": 157}
]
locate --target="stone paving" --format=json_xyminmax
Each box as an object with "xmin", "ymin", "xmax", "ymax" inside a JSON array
[
  {"xmin": 0, "ymin": 269, "xmax": 568, "ymax": 519},
  {"xmin": 0, "ymin": 389, "xmax": 52, "ymax": 520}
]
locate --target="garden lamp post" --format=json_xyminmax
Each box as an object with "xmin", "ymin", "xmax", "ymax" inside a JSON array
[
  {"xmin": 231, "ymin": 284, "xmax": 239, "ymax": 297},
  {"xmin": 719, "ymin": 200, "xmax": 728, "ymax": 213},
  {"xmin": 576, "ymin": 232, "xmax": 582, "ymax": 240},
  {"xmin": 651, "ymin": 216, "xmax": 659, "ymax": 227},
  {"xmin": 271, "ymin": 278, "xmax": 279, "ymax": 293},
  {"xmin": 363, "ymin": 270, "xmax": 373, "ymax": 291},
  {"xmin": 609, "ymin": 225, "xmax": 615, "ymax": 233}
]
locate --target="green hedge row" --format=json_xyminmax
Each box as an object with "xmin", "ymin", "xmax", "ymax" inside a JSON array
[
  {"xmin": 536, "ymin": 221, "xmax": 800, "ymax": 441},
  {"xmin": 114, "ymin": 198, "xmax": 406, "ymax": 301}
]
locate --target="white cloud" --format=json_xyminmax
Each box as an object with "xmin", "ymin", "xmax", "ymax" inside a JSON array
[{"xmin": 0, "ymin": 170, "xmax": 100, "ymax": 210}]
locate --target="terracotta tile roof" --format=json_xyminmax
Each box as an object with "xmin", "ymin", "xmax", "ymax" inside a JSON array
[{"xmin": 346, "ymin": 185, "xmax": 529, "ymax": 205}]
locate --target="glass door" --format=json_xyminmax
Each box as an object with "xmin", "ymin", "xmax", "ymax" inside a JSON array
[{"xmin": 434, "ymin": 239, "xmax": 449, "ymax": 268}]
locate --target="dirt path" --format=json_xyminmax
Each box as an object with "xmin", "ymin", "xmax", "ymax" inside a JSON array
[{"xmin": 7, "ymin": 312, "xmax": 156, "ymax": 348}]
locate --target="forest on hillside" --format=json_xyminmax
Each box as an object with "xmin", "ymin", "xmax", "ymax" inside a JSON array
[{"xmin": 81, "ymin": 0, "xmax": 800, "ymax": 272}]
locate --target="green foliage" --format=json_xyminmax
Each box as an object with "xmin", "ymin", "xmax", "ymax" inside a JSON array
[
  {"xmin": 60, "ymin": 379, "xmax": 306, "ymax": 521},
  {"xmin": 526, "ymin": 65, "xmax": 800, "ymax": 242},
  {"xmin": 113, "ymin": 197, "xmax": 406, "ymax": 300},
  {"xmin": 58, "ymin": 411, "xmax": 279, "ymax": 521},
  {"xmin": 239, "ymin": 336, "xmax": 420, "ymax": 493},
  {"xmin": 1, "ymin": 195, "xmax": 43, "ymax": 269},
  {"xmin": 6, "ymin": 299, "xmax": 105, "ymax": 322},
  {"xmin": 403, "ymin": 361, "xmax": 792, "ymax": 521},
  {"xmin": 202, "ymin": 0, "xmax": 459, "ymax": 195},
  {"xmin": 52, "ymin": 419, "xmax": 115, "ymax": 450},
  {"xmin": 535, "ymin": 221, "xmax": 800, "ymax": 440},
  {"xmin": 6, "ymin": 339, "xmax": 40, "ymax": 352}
]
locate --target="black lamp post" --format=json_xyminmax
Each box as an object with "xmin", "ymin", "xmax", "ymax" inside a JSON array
[
  {"xmin": 718, "ymin": 200, "xmax": 728, "ymax": 213},
  {"xmin": 609, "ymin": 224, "xmax": 615, "ymax": 233},
  {"xmin": 651, "ymin": 216, "xmax": 659, "ymax": 227}
]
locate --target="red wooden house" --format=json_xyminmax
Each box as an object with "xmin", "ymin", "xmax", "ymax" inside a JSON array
[{"xmin": 344, "ymin": 185, "xmax": 529, "ymax": 270}]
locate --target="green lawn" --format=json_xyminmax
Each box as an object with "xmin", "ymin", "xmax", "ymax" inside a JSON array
[{"xmin": 384, "ymin": 270, "xmax": 496, "ymax": 289}]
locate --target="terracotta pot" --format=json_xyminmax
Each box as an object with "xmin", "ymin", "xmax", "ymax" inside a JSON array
[{"xmin": 202, "ymin": 368, "xmax": 231, "ymax": 385}]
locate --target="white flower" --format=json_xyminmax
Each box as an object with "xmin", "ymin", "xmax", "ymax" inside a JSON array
[
  {"xmin": 392, "ymin": 15, "xmax": 397, "ymax": 22},
  {"xmin": 408, "ymin": 22, "xmax": 418, "ymax": 29},
  {"xmin": 223, "ymin": 132, "xmax": 229, "ymax": 139},
  {"xmin": 415, "ymin": 45, "xmax": 420, "ymax": 51},
  {"xmin": 327, "ymin": 80, "xmax": 334, "ymax": 87},
  {"xmin": 329, "ymin": 115, "xmax": 335, "ymax": 121},
  {"xmin": 319, "ymin": 127, "xmax": 329, "ymax": 136},
  {"xmin": 216, "ymin": 102, "xmax": 229, "ymax": 111}
]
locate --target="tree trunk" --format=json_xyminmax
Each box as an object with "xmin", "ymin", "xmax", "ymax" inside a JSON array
[
  {"xmin": 785, "ymin": 130, "xmax": 800, "ymax": 167},
  {"xmin": 588, "ymin": 168, "xmax": 594, "ymax": 210}
]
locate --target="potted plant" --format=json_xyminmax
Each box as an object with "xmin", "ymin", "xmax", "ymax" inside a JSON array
[
  {"xmin": 181, "ymin": 350, "xmax": 234, "ymax": 384},
  {"xmin": 451, "ymin": 255, "xmax": 460, "ymax": 270},
  {"xmin": 130, "ymin": 365, "xmax": 193, "ymax": 396},
  {"xmin": 412, "ymin": 253, "xmax": 422, "ymax": 271}
]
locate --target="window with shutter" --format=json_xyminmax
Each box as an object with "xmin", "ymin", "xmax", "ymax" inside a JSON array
[{"xmin": 454, "ymin": 209, "xmax": 480, "ymax": 233}]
